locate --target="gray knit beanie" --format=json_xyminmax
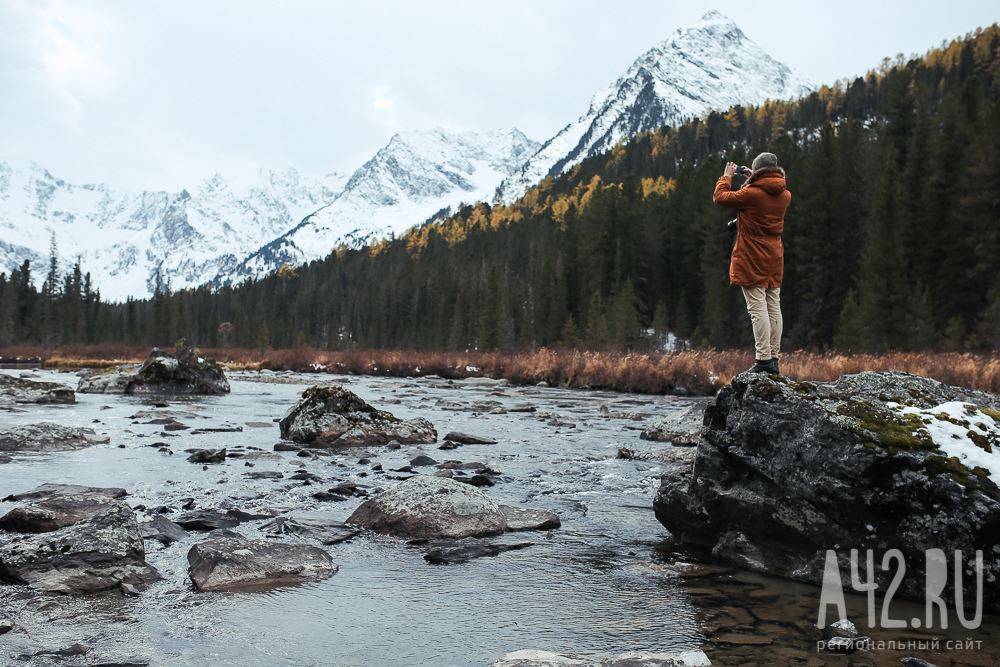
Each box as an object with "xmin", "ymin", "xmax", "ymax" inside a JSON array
[{"xmin": 751, "ymin": 152, "xmax": 778, "ymax": 171}]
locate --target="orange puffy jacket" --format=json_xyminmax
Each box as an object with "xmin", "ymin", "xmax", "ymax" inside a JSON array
[{"xmin": 713, "ymin": 168, "xmax": 791, "ymax": 288}]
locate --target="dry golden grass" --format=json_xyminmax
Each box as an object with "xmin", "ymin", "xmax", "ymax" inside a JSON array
[{"xmin": 3, "ymin": 345, "xmax": 998, "ymax": 396}]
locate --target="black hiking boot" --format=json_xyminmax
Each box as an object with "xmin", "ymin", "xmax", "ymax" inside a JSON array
[
  {"xmin": 769, "ymin": 357, "xmax": 780, "ymax": 375},
  {"xmin": 748, "ymin": 359, "xmax": 773, "ymax": 374}
]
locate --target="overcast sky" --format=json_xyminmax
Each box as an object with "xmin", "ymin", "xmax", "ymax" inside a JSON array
[{"xmin": 2, "ymin": 0, "xmax": 997, "ymax": 191}]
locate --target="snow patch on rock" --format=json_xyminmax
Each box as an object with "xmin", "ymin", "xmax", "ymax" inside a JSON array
[{"xmin": 898, "ymin": 401, "xmax": 1000, "ymax": 480}]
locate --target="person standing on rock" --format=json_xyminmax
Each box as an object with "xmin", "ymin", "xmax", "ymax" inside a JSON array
[{"xmin": 712, "ymin": 152, "xmax": 791, "ymax": 374}]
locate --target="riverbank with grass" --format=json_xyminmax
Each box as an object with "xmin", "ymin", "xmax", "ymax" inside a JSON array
[{"xmin": 2, "ymin": 345, "xmax": 998, "ymax": 395}]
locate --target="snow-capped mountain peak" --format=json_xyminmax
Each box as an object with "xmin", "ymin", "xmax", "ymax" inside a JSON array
[
  {"xmin": 495, "ymin": 11, "xmax": 812, "ymax": 203},
  {"xmin": 225, "ymin": 127, "xmax": 539, "ymax": 284}
]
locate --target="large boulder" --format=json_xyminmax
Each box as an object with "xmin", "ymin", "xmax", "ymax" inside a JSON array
[
  {"xmin": 0, "ymin": 374, "xmax": 75, "ymax": 405},
  {"xmin": 2, "ymin": 484, "xmax": 126, "ymax": 503},
  {"xmin": 77, "ymin": 346, "xmax": 229, "ymax": 395},
  {"xmin": 187, "ymin": 530, "xmax": 337, "ymax": 592},
  {"xmin": 279, "ymin": 384, "xmax": 436, "ymax": 447},
  {"xmin": 77, "ymin": 366, "xmax": 136, "ymax": 394},
  {"xmin": 654, "ymin": 371, "xmax": 1000, "ymax": 611},
  {"xmin": 349, "ymin": 476, "xmax": 506, "ymax": 538},
  {"xmin": 0, "ymin": 484, "xmax": 159, "ymax": 594},
  {"xmin": 347, "ymin": 475, "xmax": 559, "ymax": 539},
  {"xmin": 0, "ymin": 423, "xmax": 110, "ymax": 453}
]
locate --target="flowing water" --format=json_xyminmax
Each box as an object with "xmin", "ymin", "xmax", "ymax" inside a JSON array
[{"xmin": 1, "ymin": 368, "xmax": 998, "ymax": 666}]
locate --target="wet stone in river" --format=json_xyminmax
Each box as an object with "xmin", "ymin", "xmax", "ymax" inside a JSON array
[
  {"xmin": 0, "ymin": 484, "xmax": 159, "ymax": 595},
  {"xmin": 187, "ymin": 530, "xmax": 338, "ymax": 592},
  {"xmin": 279, "ymin": 384, "xmax": 437, "ymax": 447}
]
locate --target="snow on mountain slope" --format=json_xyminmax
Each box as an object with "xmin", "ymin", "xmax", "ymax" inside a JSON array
[
  {"xmin": 0, "ymin": 162, "xmax": 345, "ymax": 301},
  {"xmin": 226, "ymin": 128, "xmax": 539, "ymax": 283},
  {"xmin": 495, "ymin": 10, "xmax": 813, "ymax": 203}
]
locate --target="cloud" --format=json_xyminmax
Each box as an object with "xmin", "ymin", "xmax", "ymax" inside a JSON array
[
  {"xmin": 368, "ymin": 84, "xmax": 403, "ymax": 132},
  {"xmin": 27, "ymin": 1, "xmax": 113, "ymax": 95},
  {"xmin": 371, "ymin": 85, "xmax": 395, "ymax": 111}
]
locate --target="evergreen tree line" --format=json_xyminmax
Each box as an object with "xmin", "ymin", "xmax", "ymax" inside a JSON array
[{"xmin": 1, "ymin": 27, "xmax": 997, "ymax": 353}]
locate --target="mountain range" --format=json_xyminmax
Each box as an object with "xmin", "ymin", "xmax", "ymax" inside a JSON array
[
  {"xmin": 226, "ymin": 128, "xmax": 540, "ymax": 284},
  {"xmin": 0, "ymin": 11, "xmax": 810, "ymax": 301},
  {"xmin": 494, "ymin": 10, "xmax": 812, "ymax": 203},
  {"xmin": 0, "ymin": 164, "xmax": 346, "ymax": 302}
]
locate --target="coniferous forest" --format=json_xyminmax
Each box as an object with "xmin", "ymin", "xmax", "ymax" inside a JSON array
[{"xmin": 1, "ymin": 27, "xmax": 998, "ymax": 354}]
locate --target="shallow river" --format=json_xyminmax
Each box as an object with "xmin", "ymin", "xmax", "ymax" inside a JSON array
[{"xmin": 1, "ymin": 368, "xmax": 998, "ymax": 666}]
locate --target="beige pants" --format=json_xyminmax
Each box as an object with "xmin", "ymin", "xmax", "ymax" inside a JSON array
[{"xmin": 741, "ymin": 286, "xmax": 782, "ymax": 361}]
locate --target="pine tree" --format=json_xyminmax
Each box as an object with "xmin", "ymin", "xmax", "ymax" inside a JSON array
[{"xmin": 833, "ymin": 290, "xmax": 864, "ymax": 352}]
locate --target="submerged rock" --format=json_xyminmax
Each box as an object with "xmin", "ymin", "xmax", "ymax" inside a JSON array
[
  {"xmin": 260, "ymin": 516, "xmax": 361, "ymax": 545},
  {"xmin": 348, "ymin": 475, "xmax": 559, "ymax": 539},
  {"xmin": 279, "ymin": 384, "xmax": 436, "ymax": 447},
  {"xmin": 139, "ymin": 516, "xmax": 189, "ymax": 545},
  {"xmin": 187, "ymin": 530, "xmax": 337, "ymax": 592},
  {"xmin": 0, "ymin": 423, "xmax": 110, "ymax": 453},
  {"xmin": 499, "ymin": 505, "xmax": 561, "ymax": 531},
  {"xmin": 443, "ymin": 431, "xmax": 497, "ymax": 445},
  {"xmin": 492, "ymin": 649, "xmax": 711, "ymax": 666},
  {"xmin": 424, "ymin": 540, "xmax": 533, "ymax": 565},
  {"xmin": 77, "ymin": 346, "xmax": 229, "ymax": 395},
  {"xmin": 172, "ymin": 509, "xmax": 240, "ymax": 531},
  {"xmin": 0, "ymin": 374, "xmax": 75, "ymax": 405},
  {"xmin": 654, "ymin": 371, "xmax": 1000, "ymax": 610},
  {"xmin": 186, "ymin": 448, "xmax": 226, "ymax": 464},
  {"xmin": 0, "ymin": 484, "xmax": 158, "ymax": 594},
  {"xmin": 2, "ymin": 483, "xmax": 126, "ymax": 503}
]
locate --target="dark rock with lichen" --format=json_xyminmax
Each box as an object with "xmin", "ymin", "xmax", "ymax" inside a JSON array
[
  {"xmin": 348, "ymin": 475, "xmax": 559, "ymax": 539},
  {"xmin": 654, "ymin": 371, "xmax": 1000, "ymax": 611},
  {"xmin": 78, "ymin": 345, "xmax": 229, "ymax": 395},
  {"xmin": 0, "ymin": 484, "xmax": 159, "ymax": 594},
  {"xmin": 187, "ymin": 530, "xmax": 337, "ymax": 592},
  {"xmin": 0, "ymin": 423, "xmax": 110, "ymax": 453},
  {"xmin": 0, "ymin": 374, "xmax": 75, "ymax": 406},
  {"xmin": 279, "ymin": 384, "xmax": 436, "ymax": 447}
]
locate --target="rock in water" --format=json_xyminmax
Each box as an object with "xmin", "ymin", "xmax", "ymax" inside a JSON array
[
  {"xmin": 186, "ymin": 448, "xmax": 227, "ymax": 464},
  {"xmin": 409, "ymin": 454, "xmax": 438, "ymax": 467},
  {"xmin": 77, "ymin": 346, "xmax": 229, "ymax": 395},
  {"xmin": 654, "ymin": 371, "xmax": 1000, "ymax": 611},
  {"xmin": 2, "ymin": 484, "xmax": 127, "ymax": 503},
  {"xmin": 187, "ymin": 530, "xmax": 337, "ymax": 592},
  {"xmin": 500, "ymin": 506, "xmax": 561, "ymax": 531},
  {"xmin": 0, "ymin": 484, "xmax": 159, "ymax": 594},
  {"xmin": 139, "ymin": 516, "xmax": 189, "ymax": 545},
  {"xmin": 172, "ymin": 509, "xmax": 240, "ymax": 531},
  {"xmin": 443, "ymin": 431, "xmax": 497, "ymax": 445},
  {"xmin": 348, "ymin": 475, "xmax": 507, "ymax": 538},
  {"xmin": 260, "ymin": 516, "xmax": 361, "ymax": 545},
  {"xmin": 77, "ymin": 366, "xmax": 137, "ymax": 394},
  {"xmin": 424, "ymin": 540, "xmax": 534, "ymax": 564},
  {"xmin": 279, "ymin": 384, "xmax": 436, "ymax": 447},
  {"xmin": 0, "ymin": 423, "xmax": 110, "ymax": 453},
  {"xmin": 0, "ymin": 374, "xmax": 75, "ymax": 405}
]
